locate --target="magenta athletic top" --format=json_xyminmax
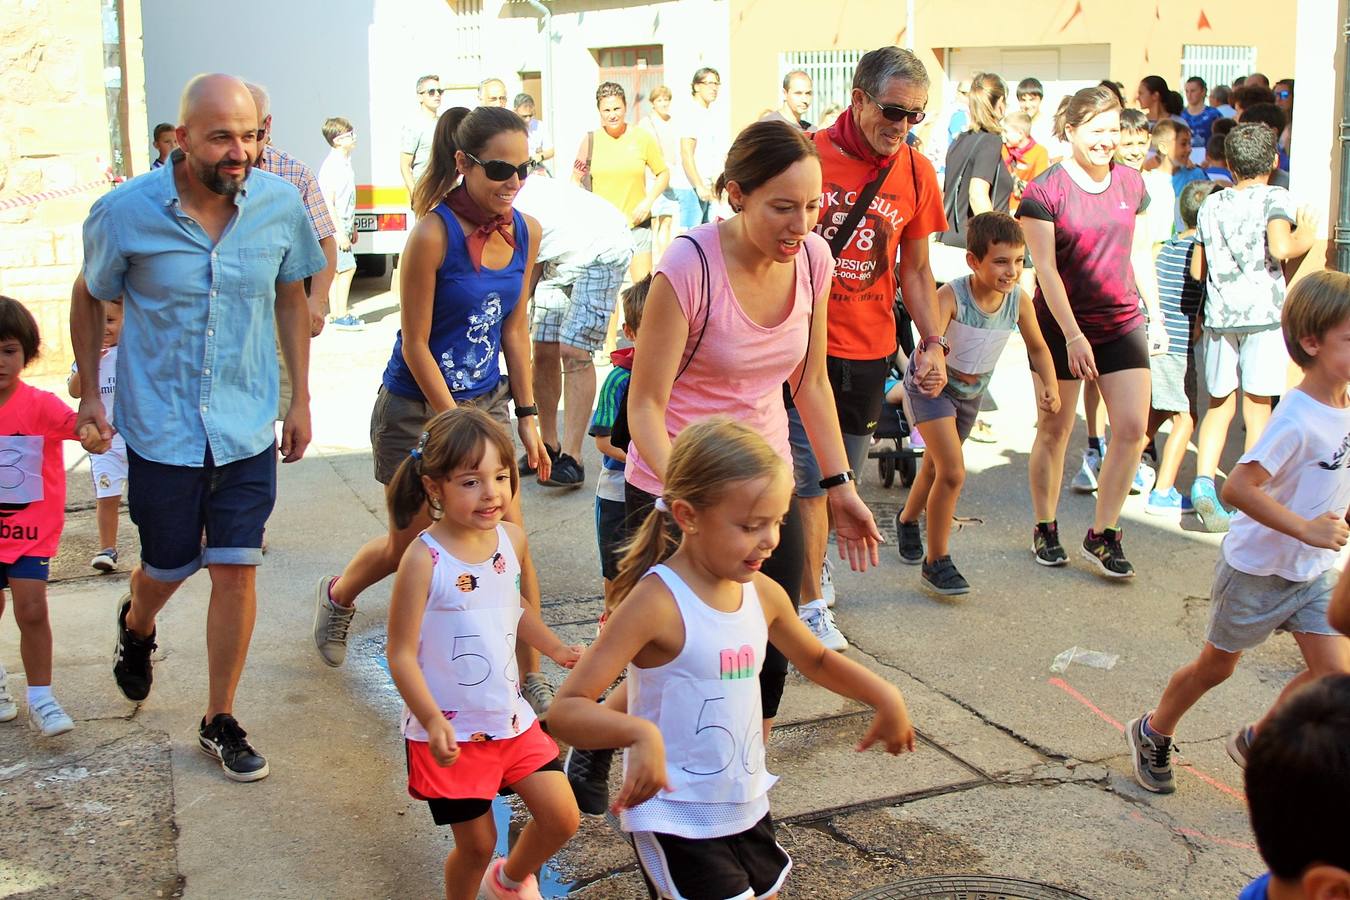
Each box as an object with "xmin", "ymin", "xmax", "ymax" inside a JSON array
[
  {"xmin": 0, "ymin": 382, "xmax": 78, "ymax": 563},
  {"xmin": 1016, "ymin": 163, "xmax": 1150, "ymax": 343},
  {"xmin": 624, "ymin": 224, "xmax": 834, "ymax": 496}
]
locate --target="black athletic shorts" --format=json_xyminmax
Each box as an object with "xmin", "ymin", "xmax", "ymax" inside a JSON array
[
  {"xmin": 826, "ymin": 355, "xmax": 890, "ymax": 435},
  {"xmin": 633, "ymin": 813, "xmax": 792, "ymax": 899},
  {"xmin": 1038, "ymin": 311, "xmax": 1150, "ymax": 381}
]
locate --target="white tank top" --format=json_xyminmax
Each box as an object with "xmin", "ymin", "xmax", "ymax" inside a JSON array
[
  {"xmin": 400, "ymin": 527, "xmax": 536, "ymax": 743},
  {"xmin": 620, "ymin": 565, "xmax": 779, "ymax": 837}
]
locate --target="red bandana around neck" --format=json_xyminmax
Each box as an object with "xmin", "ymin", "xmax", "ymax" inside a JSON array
[
  {"xmin": 446, "ymin": 185, "xmax": 515, "ymax": 272},
  {"xmin": 1005, "ymin": 135, "xmax": 1039, "ymax": 169},
  {"xmin": 826, "ymin": 107, "xmax": 898, "ymax": 183}
]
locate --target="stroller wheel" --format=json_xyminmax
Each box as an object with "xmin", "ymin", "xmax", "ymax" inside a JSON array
[
  {"xmin": 900, "ymin": 454, "xmax": 918, "ymax": 488},
  {"xmin": 879, "ymin": 455, "xmax": 896, "ymax": 488}
]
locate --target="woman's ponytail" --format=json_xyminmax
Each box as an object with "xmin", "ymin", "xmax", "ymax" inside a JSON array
[{"xmin": 412, "ymin": 106, "xmax": 471, "ymax": 218}]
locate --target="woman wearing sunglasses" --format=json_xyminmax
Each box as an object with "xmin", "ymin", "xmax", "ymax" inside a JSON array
[
  {"xmin": 318, "ymin": 106, "xmax": 557, "ymax": 711},
  {"xmin": 573, "ymin": 82, "xmax": 670, "ymax": 286}
]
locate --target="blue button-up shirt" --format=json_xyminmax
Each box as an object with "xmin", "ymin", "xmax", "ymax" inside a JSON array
[{"xmin": 82, "ymin": 161, "xmax": 325, "ymax": 467}]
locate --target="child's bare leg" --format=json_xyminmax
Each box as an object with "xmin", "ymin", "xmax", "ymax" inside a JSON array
[
  {"xmin": 1254, "ymin": 632, "xmax": 1350, "ymax": 732},
  {"xmin": 1154, "ymin": 412, "xmax": 1194, "ymax": 494},
  {"xmin": 1149, "ymin": 642, "xmax": 1242, "ymax": 735},
  {"xmin": 897, "ymin": 445, "xmax": 935, "ymax": 525},
  {"xmin": 96, "ymin": 495, "xmax": 120, "ymax": 550},
  {"xmin": 1083, "ymin": 380, "xmax": 1105, "ymax": 441},
  {"xmin": 1240, "ymin": 394, "xmax": 1273, "ymax": 452},
  {"xmin": 1194, "ymin": 392, "xmax": 1237, "ymax": 479},
  {"xmin": 916, "ymin": 418, "xmax": 964, "ymax": 561},
  {"xmin": 446, "ymin": 810, "xmax": 497, "ymax": 900},
  {"xmin": 9, "ymin": 579, "xmax": 52, "ymax": 686},
  {"xmin": 504, "ymin": 770, "xmax": 580, "ymax": 882}
]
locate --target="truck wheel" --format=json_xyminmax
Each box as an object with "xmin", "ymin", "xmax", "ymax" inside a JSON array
[{"xmin": 356, "ymin": 254, "xmax": 387, "ymax": 278}]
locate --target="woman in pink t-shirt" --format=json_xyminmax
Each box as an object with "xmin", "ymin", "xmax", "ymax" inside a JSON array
[{"xmin": 625, "ymin": 119, "xmax": 882, "ymax": 725}]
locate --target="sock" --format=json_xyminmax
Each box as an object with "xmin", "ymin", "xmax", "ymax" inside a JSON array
[
  {"xmin": 496, "ymin": 863, "xmax": 523, "ymax": 891},
  {"xmin": 27, "ymin": 685, "xmax": 52, "ymax": 706},
  {"xmin": 1142, "ymin": 713, "xmax": 1171, "ymax": 742},
  {"xmin": 1037, "ymin": 519, "xmax": 1056, "ymax": 527},
  {"xmin": 1088, "ymin": 436, "xmax": 1104, "ymax": 453}
]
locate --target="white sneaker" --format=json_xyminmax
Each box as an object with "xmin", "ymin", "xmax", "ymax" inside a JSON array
[
  {"xmin": 799, "ymin": 599, "xmax": 847, "ymax": 652},
  {"xmin": 1131, "ymin": 461, "xmax": 1157, "ymax": 496},
  {"xmin": 28, "ymin": 695, "xmax": 74, "ymax": 737},
  {"xmin": 820, "ymin": 556, "xmax": 836, "ymax": 608},
  {"xmin": 0, "ymin": 665, "xmax": 16, "ymax": 722},
  {"xmin": 1070, "ymin": 447, "xmax": 1103, "ymax": 494}
]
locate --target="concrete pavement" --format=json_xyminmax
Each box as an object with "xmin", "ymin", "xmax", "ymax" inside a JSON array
[{"xmin": 1, "ymin": 272, "xmax": 1303, "ymax": 898}]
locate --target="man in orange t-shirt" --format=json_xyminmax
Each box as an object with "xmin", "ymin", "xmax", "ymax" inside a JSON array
[{"xmin": 790, "ymin": 46, "xmax": 949, "ymax": 644}]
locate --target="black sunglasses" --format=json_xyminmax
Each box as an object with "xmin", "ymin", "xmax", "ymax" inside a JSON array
[
  {"xmin": 420, "ymin": 88, "xmax": 444, "ymax": 96},
  {"xmin": 464, "ymin": 151, "xmax": 530, "ymax": 182},
  {"xmin": 866, "ymin": 92, "xmax": 926, "ymax": 124}
]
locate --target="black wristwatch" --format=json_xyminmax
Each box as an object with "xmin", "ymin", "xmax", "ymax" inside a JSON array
[
  {"xmin": 513, "ymin": 404, "xmax": 538, "ymax": 418},
  {"xmin": 818, "ymin": 470, "xmax": 856, "ymax": 490}
]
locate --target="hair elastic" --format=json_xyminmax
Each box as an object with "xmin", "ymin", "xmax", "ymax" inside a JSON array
[{"xmin": 654, "ymin": 497, "xmax": 670, "ymax": 513}]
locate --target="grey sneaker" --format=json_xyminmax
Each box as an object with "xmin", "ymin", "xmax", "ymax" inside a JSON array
[
  {"xmin": 1127, "ymin": 715, "xmax": 1176, "ymax": 794},
  {"xmin": 90, "ymin": 547, "xmax": 118, "ymax": 572},
  {"xmin": 1070, "ymin": 447, "xmax": 1103, "ymax": 494},
  {"xmin": 523, "ymin": 672, "xmax": 555, "ymax": 716},
  {"xmin": 312, "ymin": 576, "xmax": 356, "ymax": 667},
  {"xmin": 1226, "ymin": 724, "xmax": 1255, "ymax": 769},
  {"xmin": 0, "ymin": 664, "xmax": 16, "ymax": 722},
  {"xmin": 28, "ymin": 695, "xmax": 74, "ymax": 737}
]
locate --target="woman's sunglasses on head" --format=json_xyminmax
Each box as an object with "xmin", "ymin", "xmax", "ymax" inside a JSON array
[{"xmin": 465, "ymin": 152, "xmax": 531, "ymax": 182}]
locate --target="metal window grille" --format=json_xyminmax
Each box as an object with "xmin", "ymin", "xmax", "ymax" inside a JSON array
[
  {"xmin": 780, "ymin": 49, "xmax": 868, "ymax": 115},
  {"xmin": 448, "ymin": 0, "xmax": 484, "ymax": 85},
  {"xmin": 1180, "ymin": 44, "xmax": 1257, "ymax": 91}
]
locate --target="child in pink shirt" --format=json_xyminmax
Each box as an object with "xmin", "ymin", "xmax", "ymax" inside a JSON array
[{"xmin": 0, "ymin": 296, "xmax": 104, "ymax": 736}]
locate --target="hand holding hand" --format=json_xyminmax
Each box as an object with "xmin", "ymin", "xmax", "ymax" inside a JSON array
[
  {"xmin": 1038, "ymin": 381, "xmax": 1060, "ymax": 414},
  {"xmin": 76, "ymin": 397, "xmax": 113, "ymax": 454},
  {"xmin": 550, "ymin": 643, "xmax": 585, "ymax": 669}
]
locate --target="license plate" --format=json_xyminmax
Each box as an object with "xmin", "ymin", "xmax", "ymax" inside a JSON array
[{"xmin": 354, "ymin": 214, "xmax": 378, "ymax": 232}]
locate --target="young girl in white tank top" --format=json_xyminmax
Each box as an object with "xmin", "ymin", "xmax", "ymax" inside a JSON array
[
  {"xmin": 550, "ymin": 417, "xmax": 915, "ymax": 900},
  {"xmin": 385, "ymin": 407, "xmax": 583, "ymax": 900}
]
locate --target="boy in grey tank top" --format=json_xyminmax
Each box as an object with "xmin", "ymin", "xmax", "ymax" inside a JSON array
[{"xmin": 895, "ymin": 213, "xmax": 1061, "ymax": 595}]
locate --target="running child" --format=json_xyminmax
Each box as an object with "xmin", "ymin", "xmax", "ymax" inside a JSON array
[
  {"xmin": 589, "ymin": 276, "xmax": 648, "ymax": 615},
  {"xmin": 550, "ymin": 418, "xmax": 914, "ymax": 900},
  {"xmin": 0, "ymin": 297, "xmax": 107, "ymax": 735},
  {"xmin": 1190, "ymin": 123, "xmax": 1318, "ymax": 532},
  {"xmin": 384, "ymin": 407, "xmax": 583, "ymax": 900},
  {"xmin": 68, "ymin": 299, "xmax": 127, "ymax": 572},
  {"xmin": 1143, "ymin": 180, "xmax": 1218, "ymax": 516},
  {"xmin": 894, "ymin": 213, "xmax": 1059, "ymax": 594},
  {"xmin": 1127, "ymin": 271, "xmax": 1350, "ymax": 794}
]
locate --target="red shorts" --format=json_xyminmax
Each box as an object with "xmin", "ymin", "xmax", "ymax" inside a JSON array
[{"xmin": 406, "ymin": 720, "xmax": 559, "ymax": 801}]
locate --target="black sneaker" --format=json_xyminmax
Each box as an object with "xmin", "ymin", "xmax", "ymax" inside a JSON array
[
  {"xmin": 921, "ymin": 555, "xmax": 970, "ymax": 595},
  {"xmin": 198, "ymin": 714, "xmax": 270, "ymax": 782},
  {"xmin": 519, "ymin": 443, "xmax": 560, "ymax": 477},
  {"xmin": 564, "ymin": 746, "xmax": 614, "ymax": 817},
  {"xmin": 113, "ymin": 594, "xmax": 156, "ymax": 703},
  {"xmin": 1032, "ymin": 521, "xmax": 1068, "ymax": 567},
  {"xmin": 1081, "ymin": 527, "xmax": 1135, "ymax": 578},
  {"xmin": 895, "ymin": 514, "xmax": 923, "ymax": 565},
  {"xmin": 539, "ymin": 451, "xmax": 585, "ymax": 488}
]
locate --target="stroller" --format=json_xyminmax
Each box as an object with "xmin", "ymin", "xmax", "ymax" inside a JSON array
[{"xmin": 868, "ymin": 295, "xmax": 924, "ymax": 489}]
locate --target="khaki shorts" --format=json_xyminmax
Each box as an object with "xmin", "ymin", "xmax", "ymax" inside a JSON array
[{"xmin": 369, "ymin": 379, "xmax": 513, "ymax": 484}]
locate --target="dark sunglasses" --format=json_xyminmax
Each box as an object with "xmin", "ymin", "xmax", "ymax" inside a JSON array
[
  {"xmin": 464, "ymin": 151, "xmax": 530, "ymax": 182},
  {"xmin": 866, "ymin": 92, "xmax": 926, "ymax": 124},
  {"xmin": 420, "ymin": 88, "xmax": 444, "ymax": 96}
]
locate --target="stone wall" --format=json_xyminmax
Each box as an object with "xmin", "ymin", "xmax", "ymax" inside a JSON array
[{"xmin": 0, "ymin": 0, "xmax": 137, "ymax": 376}]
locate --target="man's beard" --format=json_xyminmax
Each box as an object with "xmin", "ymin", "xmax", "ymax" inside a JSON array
[{"xmin": 194, "ymin": 156, "xmax": 251, "ymax": 196}]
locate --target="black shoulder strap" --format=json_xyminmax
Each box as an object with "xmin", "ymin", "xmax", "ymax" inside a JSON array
[
  {"xmin": 673, "ymin": 233, "xmax": 711, "ymax": 382},
  {"xmin": 829, "ymin": 158, "xmax": 896, "ymax": 258},
  {"xmin": 789, "ymin": 242, "xmax": 818, "ymax": 400}
]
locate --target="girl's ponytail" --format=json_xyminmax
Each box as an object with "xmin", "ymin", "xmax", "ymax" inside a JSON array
[
  {"xmin": 387, "ymin": 439, "xmax": 431, "ymax": 530},
  {"xmin": 611, "ymin": 504, "xmax": 678, "ymax": 606}
]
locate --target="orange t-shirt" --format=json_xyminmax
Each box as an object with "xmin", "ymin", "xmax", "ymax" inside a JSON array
[
  {"xmin": 1003, "ymin": 141, "xmax": 1050, "ymax": 213},
  {"xmin": 814, "ymin": 132, "xmax": 947, "ymax": 360}
]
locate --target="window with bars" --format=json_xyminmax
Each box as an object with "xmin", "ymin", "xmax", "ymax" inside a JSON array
[
  {"xmin": 1181, "ymin": 45, "xmax": 1257, "ymax": 91},
  {"xmin": 780, "ymin": 49, "xmax": 868, "ymax": 115},
  {"xmin": 597, "ymin": 45, "xmax": 663, "ymax": 69}
]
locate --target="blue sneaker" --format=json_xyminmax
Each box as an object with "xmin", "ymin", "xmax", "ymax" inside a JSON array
[
  {"xmin": 1146, "ymin": 487, "xmax": 1181, "ymax": 515},
  {"xmin": 1190, "ymin": 479, "xmax": 1231, "ymax": 533}
]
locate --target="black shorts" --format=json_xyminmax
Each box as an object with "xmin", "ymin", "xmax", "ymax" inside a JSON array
[
  {"xmin": 422, "ymin": 758, "xmax": 563, "ymax": 826},
  {"xmin": 633, "ymin": 813, "xmax": 792, "ymax": 900},
  {"xmin": 1038, "ymin": 313, "xmax": 1150, "ymax": 381},
  {"xmin": 826, "ymin": 355, "xmax": 890, "ymax": 435},
  {"xmin": 596, "ymin": 496, "xmax": 627, "ymax": 580}
]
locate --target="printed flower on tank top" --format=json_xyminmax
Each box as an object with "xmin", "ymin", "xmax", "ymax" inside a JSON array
[{"xmin": 442, "ymin": 293, "xmax": 504, "ymax": 391}]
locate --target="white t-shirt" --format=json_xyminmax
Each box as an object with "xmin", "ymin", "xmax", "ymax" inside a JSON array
[
  {"xmin": 511, "ymin": 177, "xmax": 633, "ymax": 268},
  {"xmin": 1140, "ymin": 169, "xmax": 1176, "ymax": 245},
  {"xmin": 1195, "ymin": 184, "xmax": 1297, "ymax": 330},
  {"xmin": 682, "ymin": 101, "xmax": 726, "ymax": 187},
  {"xmin": 1223, "ymin": 388, "xmax": 1350, "ymax": 581}
]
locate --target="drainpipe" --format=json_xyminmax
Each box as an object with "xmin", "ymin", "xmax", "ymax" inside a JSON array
[
  {"xmin": 523, "ymin": 0, "xmax": 556, "ymax": 173},
  {"xmin": 1337, "ymin": 9, "xmax": 1350, "ymax": 271}
]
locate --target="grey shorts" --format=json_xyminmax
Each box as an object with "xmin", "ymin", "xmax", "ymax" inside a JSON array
[
  {"xmin": 630, "ymin": 225, "xmax": 653, "ymax": 254},
  {"xmin": 531, "ymin": 258, "xmax": 629, "ymax": 352},
  {"xmin": 369, "ymin": 379, "xmax": 512, "ymax": 484},
  {"xmin": 905, "ymin": 386, "xmax": 982, "ymax": 443},
  {"xmin": 337, "ymin": 245, "xmax": 356, "ymax": 273},
  {"xmin": 787, "ymin": 405, "xmax": 871, "ymax": 499},
  {"xmin": 1149, "ymin": 350, "xmax": 1192, "ymax": 415},
  {"xmin": 1206, "ymin": 558, "xmax": 1339, "ymax": 653}
]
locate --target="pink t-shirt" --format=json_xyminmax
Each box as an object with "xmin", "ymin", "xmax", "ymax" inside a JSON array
[
  {"xmin": 625, "ymin": 224, "xmax": 834, "ymax": 496},
  {"xmin": 0, "ymin": 382, "xmax": 77, "ymax": 563}
]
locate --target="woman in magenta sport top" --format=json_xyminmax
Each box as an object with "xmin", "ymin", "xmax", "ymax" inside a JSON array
[
  {"xmin": 626, "ymin": 119, "xmax": 883, "ymax": 729},
  {"xmin": 1016, "ymin": 86, "xmax": 1166, "ymax": 579}
]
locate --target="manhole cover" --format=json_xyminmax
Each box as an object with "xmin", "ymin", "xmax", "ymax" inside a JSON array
[{"xmin": 851, "ymin": 875, "xmax": 1093, "ymax": 900}]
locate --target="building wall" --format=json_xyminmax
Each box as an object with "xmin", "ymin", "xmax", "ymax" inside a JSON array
[
  {"xmin": 726, "ymin": 0, "xmax": 1295, "ymax": 136},
  {"xmin": 0, "ymin": 0, "xmax": 145, "ymax": 375}
]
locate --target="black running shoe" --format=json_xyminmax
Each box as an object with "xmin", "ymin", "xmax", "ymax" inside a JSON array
[
  {"xmin": 198, "ymin": 714, "xmax": 270, "ymax": 782},
  {"xmin": 564, "ymin": 746, "xmax": 614, "ymax": 817},
  {"xmin": 1081, "ymin": 527, "xmax": 1135, "ymax": 578},
  {"xmin": 895, "ymin": 514, "xmax": 923, "ymax": 565},
  {"xmin": 518, "ymin": 443, "xmax": 560, "ymax": 477},
  {"xmin": 113, "ymin": 594, "xmax": 156, "ymax": 703},
  {"xmin": 539, "ymin": 452, "xmax": 585, "ymax": 488},
  {"xmin": 921, "ymin": 555, "xmax": 970, "ymax": 595},
  {"xmin": 1032, "ymin": 521, "xmax": 1068, "ymax": 567}
]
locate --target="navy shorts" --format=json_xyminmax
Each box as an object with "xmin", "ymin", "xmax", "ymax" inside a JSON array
[
  {"xmin": 127, "ymin": 444, "xmax": 277, "ymax": 582},
  {"xmin": 595, "ymin": 496, "xmax": 628, "ymax": 580},
  {"xmin": 0, "ymin": 555, "xmax": 50, "ymax": 589}
]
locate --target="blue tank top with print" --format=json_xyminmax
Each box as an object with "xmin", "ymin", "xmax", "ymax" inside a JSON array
[{"xmin": 382, "ymin": 203, "xmax": 528, "ymax": 401}]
